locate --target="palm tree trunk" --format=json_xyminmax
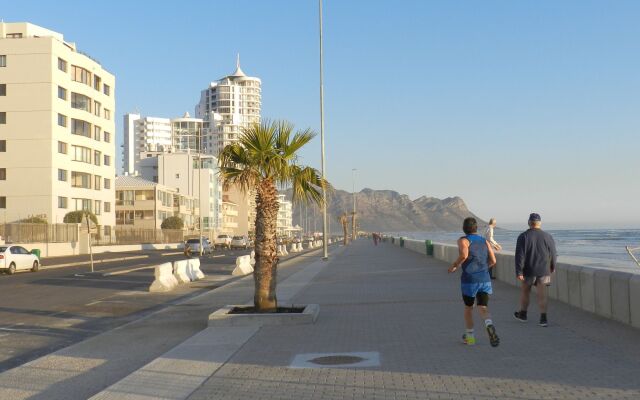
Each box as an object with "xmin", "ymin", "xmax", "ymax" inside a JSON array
[
  {"xmin": 342, "ymin": 217, "xmax": 348, "ymax": 245},
  {"xmin": 254, "ymin": 178, "xmax": 279, "ymax": 312},
  {"xmin": 351, "ymin": 212, "xmax": 356, "ymax": 242}
]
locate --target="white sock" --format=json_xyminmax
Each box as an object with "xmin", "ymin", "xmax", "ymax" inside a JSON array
[
  {"xmin": 484, "ymin": 319, "xmax": 493, "ymax": 327},
  {"xmin": 465, "ymin": 328, "xmax": 474, "ymax": 335}
]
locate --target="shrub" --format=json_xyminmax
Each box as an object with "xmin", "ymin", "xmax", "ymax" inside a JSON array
[
  {"xmin": 63, "ymin": 210, "xmax": 98, "ymax": 225},
  {"xmin": 20, "ymin": 216, "xmax": 48, "ymax": 224},
  {"xmin": 161, "ymin": 216, "xmax": 184, "ymax": 230}
]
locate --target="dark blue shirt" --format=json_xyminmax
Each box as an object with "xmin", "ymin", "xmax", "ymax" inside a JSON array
[
  {"xmin": 515, "ymin": 228, "xmax": 557, "ymax": 277},
  {"xmin": 461, "ymin": 234, "xmax": 491, "ymax": 283}
]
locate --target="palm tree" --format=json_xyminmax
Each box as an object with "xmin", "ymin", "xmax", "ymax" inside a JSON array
[
  {"xmin": 339, "ymin": 213, "xmax": 349, "ymax": 245},
  {"xmin": 219, "ymin": 120, "xmax": 326, "ymax": 312}
]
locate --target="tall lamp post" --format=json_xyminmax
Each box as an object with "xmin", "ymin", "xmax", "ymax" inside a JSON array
[{"xmin": 319, "ymin": 0, "xmax": 328, "ymax": 260}]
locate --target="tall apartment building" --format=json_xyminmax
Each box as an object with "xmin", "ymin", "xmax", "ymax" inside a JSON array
[
  {"xmin": 0, "ymin": 22, "xmax": 116, "ymax": 230},
  {"xmin": 122, "ymin": 113, "xmax": 172, "ymax": 175}
]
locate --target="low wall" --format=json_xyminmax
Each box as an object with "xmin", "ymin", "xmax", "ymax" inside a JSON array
[
  {"xmin": 21, "ymin": 242, "xmax": 183, "ymax": 257},
  {"xmin": 91, "ymin": 243, "xmax": 183, "ymax": 254},
  {"xmin": 391, "ymin": 236, "xmax": 640, "ymax": 330}
]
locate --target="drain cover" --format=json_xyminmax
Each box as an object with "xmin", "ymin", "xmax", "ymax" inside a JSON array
[
  {"xmin": 290, "ymin": 352, "xmax": 380, "ymax": 369},
  {"xmin": 309, "ymin": 355, "xmax": 365, "ymax": 365}
]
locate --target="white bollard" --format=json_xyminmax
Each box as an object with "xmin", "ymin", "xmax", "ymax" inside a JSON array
[
  {"xmin": 149, "ymin": 262, "xmax": 179, "ymax": 292},
  {"xmin": 283, "ymin": 245, "xmax": 289, "ymax": 256},
  {"xmin": 250, "ymin": 250, "xmax": 256, "ymax": 266},
  {"xmin": 277, "ymin": 245, "xmax": 284, "ymax": 256},
  {"xmin": 232, "ymin": 255, "xmax": 254, "ymax": 276},
  {"xmin": 290, "ymin": 243, "xmax": 299, "ymax": 253},
  {"xmin": 187, "ymin": 258, "xmax": 205, "ymax": 281},
  {"xmin": 173, "ymin": 260, "xmax": 191, "ymax": 284}
]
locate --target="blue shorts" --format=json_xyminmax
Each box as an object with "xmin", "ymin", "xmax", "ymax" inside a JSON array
[{"xmin": 461, "ymin": 282, "xmax": 493, "ymax": 298}]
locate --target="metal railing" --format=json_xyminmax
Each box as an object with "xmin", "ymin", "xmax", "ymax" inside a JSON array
[
  {"xmin": 0, "ymin": 223, "xmax": 79, "ymax": 244},
  {"xmin": 91, "ymin": 228, "xmax": 217, "ymax": 246}
]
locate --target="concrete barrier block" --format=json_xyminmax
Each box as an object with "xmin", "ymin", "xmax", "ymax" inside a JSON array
[
  {"xmin": 149, "ymin": 262, "xmax": 179, "ymax": 292},
  {"xmin": 277, "ymin": 245, "xmax": 285, "ymax": 256},
  {"xmin": 250, "ymin": 250, "xmax": 256, "ymax": 265},
  {"xmin": 232, "ymin": 255, "xmax": 254, "ymax": 276},
  {"xmin": 630, "ymin": 275, "xmax": 640, "ymax": 329},
  {"xmin": 555, "ymin": 264, "xmax": 569, "ymax": 303},
  {"xmin": 611, "ymin": 272, "xmax": 632, "ymax": 324},
  {"xmin": 173, "ymin": 260, "xmax": 191, "ymax": 284},
  {"xmin": 434, "ymin": 244, "xmax": 446, "ymax": 261},
  {"xmin": 566, "ymin": 264, "xmax": 583, "ymax": 308},
  {"xmin": 187, "ymin": 258, "xmax": 205, "ymax": 281},
  {"xmin": 594, "ymin": 269, "xmax": 612, "ymax": 318},
  {"xmin": 579, "ymin": 268, "xmax": 596, "ymax": 313}
]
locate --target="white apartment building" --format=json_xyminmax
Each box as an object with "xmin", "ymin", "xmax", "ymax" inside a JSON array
[
  {"xmin": 0, "ymin": 22, "xmax": 116, "ymax": 231},
  {"xmin": 122, "ymin": 113, "xmax": 171, "ymax": 175},
  {"xmin": 171, "ymin": 112, "xmax": 204, "ymax": 153},
  {"xmin": 137, "ymin": 152, "xmax": 221, "ymax": 231},
  {"xmin": 276, "ymin": 194, "xmax": 298, "ymax": 237}
]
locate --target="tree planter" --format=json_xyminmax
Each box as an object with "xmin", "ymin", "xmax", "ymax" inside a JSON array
[{"xmin": 208, "ymin": 304, "xmax": 319, "ymax": 327}]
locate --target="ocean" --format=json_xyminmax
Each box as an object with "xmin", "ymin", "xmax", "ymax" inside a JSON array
[{"xmin": 392, "ymin": 229, "xmax": 640, "ymax": 274}]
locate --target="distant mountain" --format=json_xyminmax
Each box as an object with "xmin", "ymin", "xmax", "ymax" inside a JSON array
[{"xmin": 285, "ymin": 188, "xmax": 485, "ymax": 233}]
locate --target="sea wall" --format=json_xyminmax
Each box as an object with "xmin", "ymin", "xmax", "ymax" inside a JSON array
[{"xmin": 388, "ymin": 236, "xmax": 640, "ymax": 330}]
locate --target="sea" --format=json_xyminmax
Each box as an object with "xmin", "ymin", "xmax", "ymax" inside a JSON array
[{"xmin": 391, "ymin": 229, "xmax": 640, "ymax": 274}]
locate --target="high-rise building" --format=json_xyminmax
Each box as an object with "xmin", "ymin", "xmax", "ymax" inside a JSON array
[
  {"xmin": 122, "ymin": 113, "xmax": 172, "ymax": 175},
  {"xmin": 0, "ymin": 22, "xmax": 116, "ymax": 231}
]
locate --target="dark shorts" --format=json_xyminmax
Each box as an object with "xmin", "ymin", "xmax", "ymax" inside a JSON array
[{"xmin": 462, "ymin": 292, "xmax": 489, "ymax": 307}]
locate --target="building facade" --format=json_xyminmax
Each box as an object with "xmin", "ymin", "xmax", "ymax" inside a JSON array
[
  {"xmin": 0, "ymin": 22, "xmax": 116, "ymax": 232},
  {"xmin": 122, "ymin": 113, "xmax": 172, "ymax": 175},
  {"xmin": 115, "ymin": 175, "xmax": 198, "ymax": 229},
  {"xmin": 276, "ymin": 194, "xmax": 299, "ymax": 237}
]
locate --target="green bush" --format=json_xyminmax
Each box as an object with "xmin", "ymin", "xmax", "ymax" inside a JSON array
[
  {"xmin": 20, "ymin": 216, "xmax": 48, "ymax": 224},
  {"xmin": 63, "ymin": 210, "xmax": 98, "ymax": 225},
  {"xmin": 161, "ymin": 216, "xmax": 184, "ymax": 230}
]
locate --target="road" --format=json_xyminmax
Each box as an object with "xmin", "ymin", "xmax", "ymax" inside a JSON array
[{"xmin": 0, "ymin": 247, "xmax": 260, "ymax": 372}]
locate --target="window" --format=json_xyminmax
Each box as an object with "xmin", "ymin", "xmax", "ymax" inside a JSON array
[
  {"xmin": 71, "ymin": 118, "xmax": 91, "ymax": 137},
  {"xmin": 58, "ymin": 196, "xmax": 67, "ymax": 209},
  {"xmin": 103, "ymin": 131, "xmax": 111, "ymax": 143},
  {"xmin": 104, "ymin": 109, "xmax": 111, "ymax": 120},
  {"xmin": 94, "ymin": 200, "xmax": 101, "ymax": 215},
  {"xmin": 71, "ymin": 172, "xmax": 91, "ymax": 189},
  {"xmin": 94, "ymin": 150, "xmax": 101, "ymax": 166},
  {"xmin": 6, "ymin": 33, "xmax": 23, "ymax": 38},
  {"xmin": 71, "ymin": 65, "xmax": 91, "ymax": 85},
  {"xmin": 93, "ymin": 75, "xmax": 101, "ymax": 91},
  {"xmin": 57, "ymin": 141, "xmax": 67, "ymax": 154},
  {"xmin": 103, "ymin": 84, "xmax": 110, "ymax": 96},
  {"xmin": 94, "ymin": 175, "xmax": 101, "ymax": 190},
  {"xmin": 0, "ymin": 168, "xmax": 5, "ymax": 180},
  {"xmin": 104, "ymin": 155, "xmax": 111, "ymax": 166},
  {"xmin": 58, "ymin": 58, "xmax": 67, "ymax": 72},
  {"xmin": 135, "ymin": 190, "xmax": 154, "ymax": 201},
  {"xmin": 71, "ymin": 92, "xmax": 92, "ymax": 112},
  {"xmin": 58, "ymin": 169, "xmax": 67, "ymax": 181},
  {"xmin": 104, "ymin": 202, "xmax": 111, "ymax": 212},
  {"xmin": 93, "ymin": 126, "xmax": 101, "ymax": 141},
  {"xmin": 58, "ymin": 113, "xmax": 67, "ymax": 127},
  {"xmin": 94, "ymin": 101, "xmax": 101, "ymax": 117},
  {"xmin": 0, "ymin": 196, "xmax": 5, "ymax": 208},
  {"xmin": 0, "ymin": 112, "xmax": 6, "ymax": 124},
  {"xmin": 73, "ymin": 198, "xmax": 92, "ymax": 212},
  {"xmin": 0, "ymin": 140, "xmax": 5, "ymax": 152},
  {"xmin": 104, "ymin": 178, "xmax": 111, "ymax": 189},
  {"xmin": 0, "ymin": 55, "xmax": 6, "ymax": 67},
  {"xmin": 72, "ymin": 146, "xmax": 91, "ymax": 163},
  {"xmin": 0, "ymin": 84, "xmax": 5, "ymax": 96}
]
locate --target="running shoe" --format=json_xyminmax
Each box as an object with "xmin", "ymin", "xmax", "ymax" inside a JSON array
[
  {"xmin": 462, "ymin": 333, "xmax": 476, "ymax": 345},
  {"xmin": 513, "ymin": 311, "xmax": 528, "ymax": 322},
  {"xmin": 486, "ymin": 324, "xmax": 500, "ymax": 347},
  {"xmin": 539, "ymin": 314, "xmax": 548, "ymax": 327}
]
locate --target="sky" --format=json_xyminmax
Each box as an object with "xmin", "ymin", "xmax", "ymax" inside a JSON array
[{"xmin": 2, "ymin": 1, "xmax": 639, "ymax": 228}]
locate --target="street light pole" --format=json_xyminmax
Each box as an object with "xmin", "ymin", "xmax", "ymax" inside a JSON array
[{"xmin": 319, "ymin": 0, "xmax": 329, "ymax": 260}]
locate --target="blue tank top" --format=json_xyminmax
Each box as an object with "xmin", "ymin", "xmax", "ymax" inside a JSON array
[{"xmin": 461, "ymin": 234, "xmax": 491, "ymax": 284}]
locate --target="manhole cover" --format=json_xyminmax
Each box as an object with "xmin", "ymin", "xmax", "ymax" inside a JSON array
[{"xmin": 309, "ymin": 355, "xmax": 365, "ymax": 365}]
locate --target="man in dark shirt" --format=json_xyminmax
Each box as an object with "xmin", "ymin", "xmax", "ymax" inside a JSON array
[{"xmin": 514, "ymin": 213, "xmax": 557, "ymax": 327}]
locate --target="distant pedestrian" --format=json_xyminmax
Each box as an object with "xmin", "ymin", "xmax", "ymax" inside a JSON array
[
  {"xmin": 448, "ymin": 217, "xmax": 500, "ymax": 347},
  {"xmin": 513, "ymin": 213, "xmax": 557, "ymax": 327},
  {"xmin": 484, "ymin": 218, "xmax": 502, "ymax": 279},
  {"xmin": 372, "ymin": 232, "xmax": 380, "ymax": 246}
]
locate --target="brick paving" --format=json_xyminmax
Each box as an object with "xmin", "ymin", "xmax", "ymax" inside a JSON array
[{"xmin": 188, "ymin": 240, "xmax": 640, "ymax": 400}]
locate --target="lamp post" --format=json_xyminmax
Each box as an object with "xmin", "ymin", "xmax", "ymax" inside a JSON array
[{"xmin": 319, "ymin": 0, "xmax": 328, "ymax": 260}]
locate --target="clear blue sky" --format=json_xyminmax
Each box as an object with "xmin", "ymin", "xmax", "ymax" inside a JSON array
[{"xmin": 3, "ymin": 1, "xmax": 639, "ymax": 228}]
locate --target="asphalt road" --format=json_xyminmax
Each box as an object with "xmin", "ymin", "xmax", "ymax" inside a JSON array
[{"xmin": 0, "ymin": 247, "xmax": 258, "ymax": 372}]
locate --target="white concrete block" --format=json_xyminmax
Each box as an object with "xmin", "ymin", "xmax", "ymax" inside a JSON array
[
  {"xmin": 277, "ymin": 245, "xmax": 285, "ymax": 256},
  {"xmin": 187, "ymin": 258, "xmax": 205, "ymax": 281},
  {"xmin": 149, "ymin": 262, "xmax": 179, "ymax": 292},
  {"xmin": 594, "ymin": 269, "xmax": 612, "ymax": 318},
  {"xmin": 173, "ymin": 260, "xmax": 191, "ymax": 284},
  {"xmin": 579, "ymin": 267, "xmax": 596, "ymax": 313},
  {"xmin": 630, "ymin": 275, "xmax": 640, "ymax": 329},
  {"xmin": 232, "ymin": 255, "xmax": 253, "ymax": 276},
  {"xmin": 250, "ymin": 250, "xmax": 256, "ymax": 265},
  {"xmin": 611, "ymin": 272, "xmax": 632, "ymax": 324},
  {"xmin": 566, "ymin": 264, "xmax": 583, "ymax": 308}
]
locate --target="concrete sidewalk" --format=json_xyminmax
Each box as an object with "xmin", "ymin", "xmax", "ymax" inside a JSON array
[{"xmin": 186, "ymin": 240, "xmax": 640, "ymax": 400}]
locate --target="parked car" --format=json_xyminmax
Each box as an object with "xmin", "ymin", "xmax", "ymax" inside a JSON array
[
  {"xmin": 215, "ymin": 234, "xmax": 232, "ymax": 249},
  {"xmin": 230, "ymin": 235, "xmax": 249, "ymax": 249},
  {"xmin": 0, "ymin": 245, "xmax": 40, "ymax": 274},
  {"xmin": 184, "ymin": 237, "xmax": 213, "ymax": 256}
]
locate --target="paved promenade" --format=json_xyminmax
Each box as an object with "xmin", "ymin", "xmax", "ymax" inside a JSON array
[{"xmin": 188, "ymin": 240, "xmax": 640, "ymax": 400}]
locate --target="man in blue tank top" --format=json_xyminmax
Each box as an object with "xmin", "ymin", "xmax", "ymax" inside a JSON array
[{"xmin": 448, "ymin": 217, "xmax": 500, "ymax": 347}]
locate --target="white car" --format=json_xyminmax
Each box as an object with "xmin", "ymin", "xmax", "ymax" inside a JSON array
[
  {"xmin": 0, "ymin": 245, "xmax": 40, "ymax": 274},
  {"xmin": 230, "ymin": 236, "xmax": 249, "ymax": 249},
  {"xmin": 184, "ymin": 238, "xmax": 213, "ymax": 256},
  {"xmin": 215, "ymin": 234, "xmax": 232, "ymax": 249}
]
